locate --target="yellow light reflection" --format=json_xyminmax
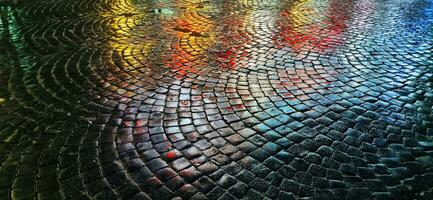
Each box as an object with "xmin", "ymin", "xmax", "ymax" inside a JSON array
[
  {"xmin": 96, "ymin": 0, "xmax": 153, "ymax": 97},
  {"xmin": 162, "ymin": 1, "xmax": 217, "ymax": 77}
]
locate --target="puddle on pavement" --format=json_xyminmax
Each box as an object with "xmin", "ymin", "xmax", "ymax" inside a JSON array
[{"xmin": 153, "ymin": 8, "xmax": 174, "ymax": 15}]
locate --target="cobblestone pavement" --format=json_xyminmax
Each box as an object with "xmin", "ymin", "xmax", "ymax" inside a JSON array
[{"xmin": 0, "ymin": 0, "xmax": 433, "ymax": 199}]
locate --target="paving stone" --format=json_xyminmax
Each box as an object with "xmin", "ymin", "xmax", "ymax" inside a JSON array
[
  {"xmin": 0, "ymin": 0, "xmax": 432, "ymax": 199},
  {"xmin": 193, "ymin": 177, "xmax": 217, "ymax": 193},
  {"xmin": 277, "ymin": 191, "xmax": 296, "ymax": 200},
  {"xmin": 249, "ymin": 177, "xmax": 269, "ymax": 192},
  {"xmin": 206, "ymin": 186, "xmax": 225, "ymax": 200},
  {"xmin": 217, "ymin": 174, "xmax": 237, "ymax": 189},
  {"xmin": 228, "ymin": 182, "xmax": 248, "ymax": 198},
  {"xmin": 280, "ymin": 179, "xmax": 299, "ymax": 193}
]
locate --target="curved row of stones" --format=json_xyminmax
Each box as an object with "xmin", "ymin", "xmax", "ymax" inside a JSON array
[{"xmin": 0, "ymin": 0, "xmax": 433, "ymax": 199}]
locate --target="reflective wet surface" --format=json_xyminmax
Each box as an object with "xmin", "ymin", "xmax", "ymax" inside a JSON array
[{"xmin": 0, "ymin": 0, "xmax": 433, "ymax": 199}]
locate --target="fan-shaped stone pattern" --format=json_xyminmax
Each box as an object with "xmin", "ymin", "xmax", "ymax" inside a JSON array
[{"xmin": 0, "ymin": 0, "xmax": 433, "ymax": 199}]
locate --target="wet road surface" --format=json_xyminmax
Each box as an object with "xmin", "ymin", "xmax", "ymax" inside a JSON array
[{"xmin": 0, "ymin": 0, "xmax": 433, "ymax": 199}]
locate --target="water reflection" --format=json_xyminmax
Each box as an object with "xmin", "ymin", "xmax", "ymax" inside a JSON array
[
  {"xmin": 275, "ymin": 0, "xmax": 352, "ymax": 53},
  {"xmin": 1, "ymin": 0, "xmax": 433, "ymax": 199},
  {"xmin": 162, "ymin": 1, "xmax": 217, "ymax": 78}
]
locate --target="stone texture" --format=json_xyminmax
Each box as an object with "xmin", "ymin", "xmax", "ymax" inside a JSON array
[{"xmin": 0, "ymin": 0, "xmax": 432, "ymax": 199}]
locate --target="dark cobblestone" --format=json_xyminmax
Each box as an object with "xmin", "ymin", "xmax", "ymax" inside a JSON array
[{"xmin": 0, "ymin": 0, "xmax": 433, "ymax": 199}]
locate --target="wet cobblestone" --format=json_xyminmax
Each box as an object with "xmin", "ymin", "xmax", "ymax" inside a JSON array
[{"xmin": 0, "ymin": 0, "xmax": 433, "ymax": 199}]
